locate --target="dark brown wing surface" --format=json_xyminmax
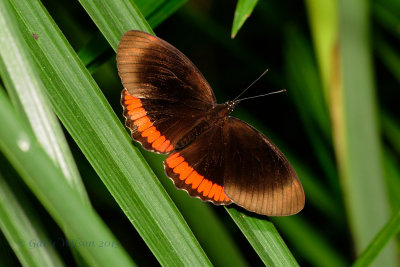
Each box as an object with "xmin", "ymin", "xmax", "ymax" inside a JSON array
[
  {"xmin": 117, "ymin": 30, "xmax": 216, "ymax": 153},
  {"xmin": 164, "ymin": 117, "xmax": 304, "ymax": 216},
  {"xmin": 164, "ymin": 123, "xmax": 232, "ymax": 205},
  {"xmin": 223, "ymin": 118, "xmax": 304, "ymax": 216}
]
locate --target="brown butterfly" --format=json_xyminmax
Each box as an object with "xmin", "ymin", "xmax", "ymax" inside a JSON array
[{"xmin": 116, "ymin": 30, "xmax": 305, "ymax": 216}]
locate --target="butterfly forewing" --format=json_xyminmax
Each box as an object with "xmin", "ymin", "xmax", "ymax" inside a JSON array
[{"xmin": 117, "ymin": 31, "xmax": 216, "ymax": 153}]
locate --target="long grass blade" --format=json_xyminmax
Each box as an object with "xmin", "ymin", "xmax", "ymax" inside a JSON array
[
  {"xmin": 140, "ymin": 150, "xmax": 249, "ymax": 266},
  {"xmin": 231, "ymin": 0, "xmax": 259, "ymax": 38},
  {"xmin": 0, "ymin": 170, "xmax": 64, "ymax": 266},
  {"xmin": 304, "ymin": 0, "xmax": 337, "ymax": 103},
  {"xmin": 0, "ymin": 3, "xmax": 88, "ymax": 205},
  {"xmin": 135, "ymin": 0, "xmax": 188, "ymax": 28},
  {"xmin": 228, "ymin": 209, "xmax": 298, "ymax": 267},
  {"xmin": 334, "ymin": 0, "xmax": 396, "ymax": 265},
  {"xmin": 9, "ymin": 0, "xmax": 210, "ymax": 265},
  {"xmin": 0, "ymin": 89, "xmax": 134, "ymax": 266},
  {"xmin": 352, "ymin": 209, "xmax": 400, "ymax": 267}
]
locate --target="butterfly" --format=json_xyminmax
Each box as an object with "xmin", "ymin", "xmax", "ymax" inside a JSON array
[{"xmin": 116, "ymin": 30, "xmax": 305, "ymax": 216}]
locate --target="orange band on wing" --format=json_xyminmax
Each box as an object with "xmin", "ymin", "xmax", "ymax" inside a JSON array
[
  {"xmin": 128, "ymin": 108, "xmax": 146, "ymax": 120},
  {"xmin": 165, "ymin": 153, "xmax": 230, "ymax": 202},
  {"xmin": 165, "ymin": 153, "xmax": 184, "ymax": 168},
  {"xmin": 158, "ymin": 139, "xmax": 171, "ymax": 152},
  {"xmin": 172, "ymin": 161, "xmax": 194, "ymax": 180},
  {"xmin": 122, "ymin": 90, "xmax": 174, "ymax": 153},
  {"xmin": 134, "ymin": 117, "xmax": 153, "ymax": 132},
  {"xmin": 185, "ymin": 171, "xmax": 203, "ymax": 189},
  {"xmin": 152, "ymin": 136, "xmax": 166, "ymax": 150},
  {"xmin": 198, "ymin": 180, "xmax": 212, "ymax": 196},
  {"xmin": 125, "ymin": 98, "xmax": 142, "ymax": 109}
]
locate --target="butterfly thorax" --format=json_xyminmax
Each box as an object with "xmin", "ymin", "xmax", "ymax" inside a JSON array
[
  {"xmin": 175, "ymin": 100, "xmax": 239, "ymax": 151},
  {"xmin": 208, "ymin": 100, "xmax": 238, "ymax": 119}
]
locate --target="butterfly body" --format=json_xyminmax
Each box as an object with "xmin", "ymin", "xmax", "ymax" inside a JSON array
[
  {"xmin": 117, "ymin": 30, "xmax": 305, "ymax": 216},
  {"xmin": 175, "ymin": 101, "xmax": 237, "ymax": 151}
]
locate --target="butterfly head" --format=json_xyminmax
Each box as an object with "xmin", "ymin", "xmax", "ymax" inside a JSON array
[
  {"xmin": 209, "ymin": 100, "xmax": 239, "ymax": 121},
  {"xmin": 226, "ymin": 100, "xmax": 240, "ymax": 114}
]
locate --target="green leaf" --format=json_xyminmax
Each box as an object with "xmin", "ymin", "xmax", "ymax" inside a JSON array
[
  {"xmin": 78, "ymin": 0, "xmax": 153, "ymax": 49},
  {"xmin": 231, "ymin": 0, "xmax": 259, "ymax": 38},
  {"xmin": 353, "ymin": 209, "xmax": 400, "ymax": 267},
  {"xmin": 335, "ymin": 0, "xmax": 396, "ymax": 265},
  {"xmin": 0, "ymin": 170, "xmax": 64, "ymax": 266},
  {"xmin": 284, "ymin": 25, "xmax": 339, "ymax": 195},
  {"xmin": 0, "ymin": 90, "xmax": 134, "ymax": 266},
  {"xmin": 228, "ymin": 209, "xmax": 298, "ymax": 266},
  {"xmin": 8, "ymin": 0, "xmax": 210, "ymax": 265},
  {"xmin": 306, "ymin": 0, "xmax": 399, "ymax": 265},
  {"xmin": 304, "ymin": 0, "xmax": 337, "ymax": 102},
  {"xmin": 0, "ymin": 2, "xmax": 88, "ymax": 205},
  {"xmin": 140, "ymin": 150, "xmax": 248, "ymax": 266},
  {"xmin": 0, "ymin": 0, "xmax": 92, "ymax": 264},
  {"xmin": 135, "ymin": 0, "xmax": 188, "ymax": 28},
  {"xmin": 77, "ymin": 0, "xmax": 188, "ymax": 73}
]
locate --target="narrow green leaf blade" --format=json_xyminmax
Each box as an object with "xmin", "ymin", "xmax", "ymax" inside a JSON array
[
  {"xmin": 231, "ymin": 0, "xmax": 259, "ymax": 38},
  {"xmin": 304, "ymin": 0, "xmax": 337, "ymax": 102},
  {"xmin": 228, "ymin": 209, "xmax": 298, "ymax": 266},
  {"xmin": 336, "ymin": 0, "xmax": 397, "ymax": 265},
  {"xmin": 135, "ymin": 0, "xmax": 188, "ymax": 28},
  {"xmin": 0, "ymin": 89, "xmax": 134, "ymax": 267},
  {"xmin": 76, "ymin": 0, "xmax": 187, "ymax": 73},
  {"xmin": 10, "ymin": 0, "xmax": 210, "ymax": 265},
  {"xmin": 78, "ymin": 0, "xmax": 153, "ymax": 49},
  {"xmin": 0, "ymin": 171, "xmax": 64, "ymax": 266},
  {"xmin": 0, "ymin": 5, "xmax": 88, "ymax": 205},
  {"xmin": 141, "ymin": 151, "xmax": 249, "ymax": 266},
  {"xmin": 353, "ymin": 209, "xmax": 400, "ymax": 267}
]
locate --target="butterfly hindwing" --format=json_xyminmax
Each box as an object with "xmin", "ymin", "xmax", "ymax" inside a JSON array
[
  {"xmin": 222, "ymin": 118, "xmax": 304, "ymax": 216},
  {"xmin": 117, "ymin": 31, "xmax": 216, "ymax": 153},
  {"xmin": 164, "ymin": 117, "xmax": 304, "ymax": 216},
  {"xmin": 164, "ymin": 123, "xmax": 232, "ymax": 205}
]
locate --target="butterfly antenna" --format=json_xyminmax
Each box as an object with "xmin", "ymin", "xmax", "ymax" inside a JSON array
[
  {"xmin": 236, "ymin": 89, "xmax": 286, "ymax": 102},
  {"xmin": 233, "ymin": 69, "xmax": 269, "ymax": 101}
]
